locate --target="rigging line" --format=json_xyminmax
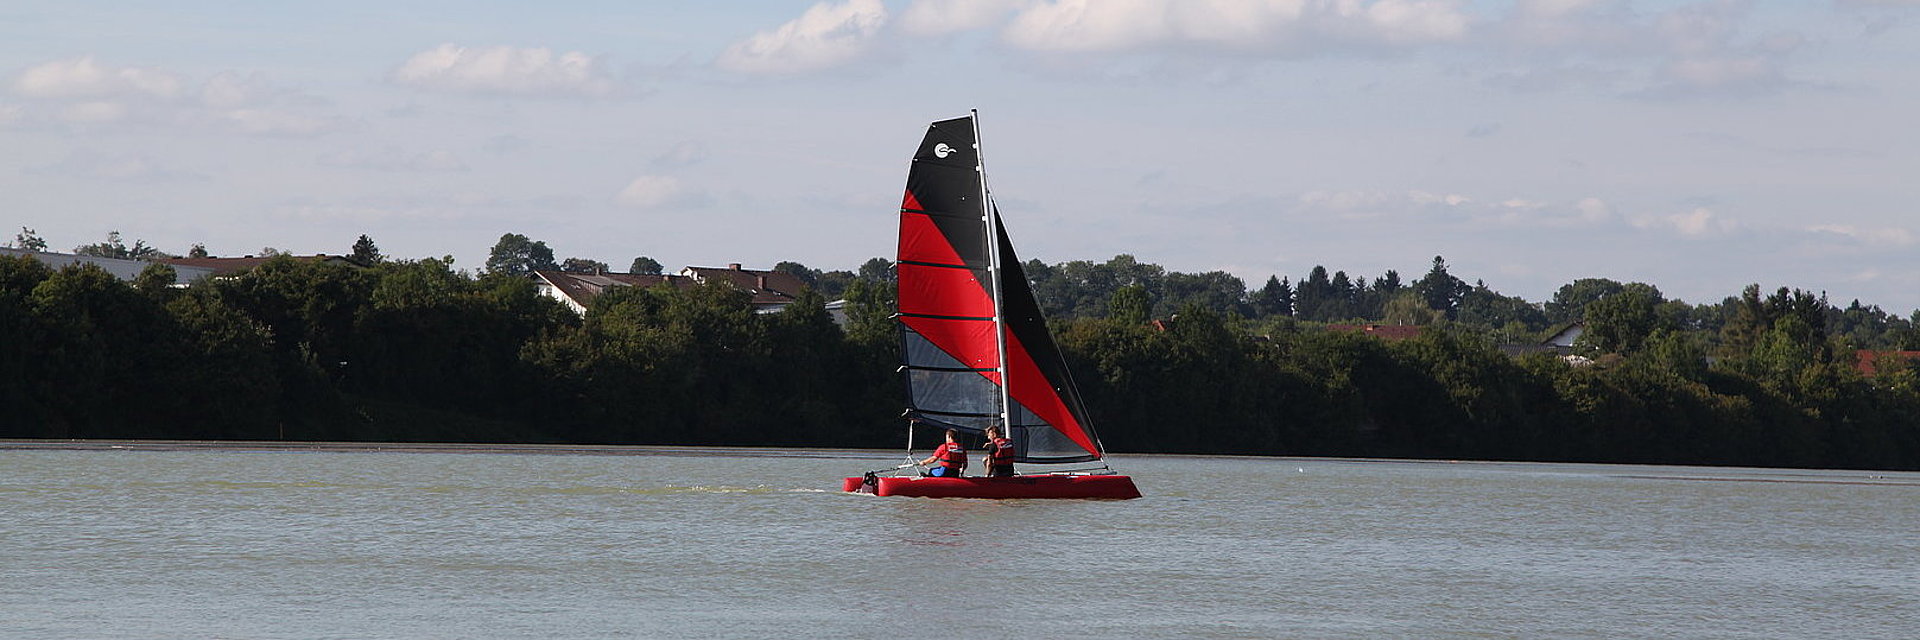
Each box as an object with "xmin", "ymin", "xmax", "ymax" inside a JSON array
[
  {"xmin": 898, "ymin": 312, "xmax": 996, "ymax": 321},
  {"xmin": 896, "ymin": 259, "xmax": 979, "ymax": 270},
  {"xmin": 912, "ymin": 409, "xmax": 1003, "ymax": 418},
  {"xmin": 973, "ymin": 110, "xmax": 1014, "ymax": 445},
  {"xmin": 902, "ymin": 365, "xmax": 998, "ymax": 373}
]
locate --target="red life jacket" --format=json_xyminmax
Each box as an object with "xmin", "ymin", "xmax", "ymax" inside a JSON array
[
  {"xmin": 935, "ymin": 442, "xmax": 967, "ymax": 470},
  {"xmin": 987, "ymin": 437, "xmax": 1016, "ymax": 466}
]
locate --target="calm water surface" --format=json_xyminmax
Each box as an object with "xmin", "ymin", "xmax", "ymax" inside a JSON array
[{"xmin": 2, "ymin": 443, "xmax": 1915, "ymax": 639}]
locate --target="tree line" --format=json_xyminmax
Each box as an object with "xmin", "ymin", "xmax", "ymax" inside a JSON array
[{"xmin": 3, "ymin": 232, "xmax": 1918, "ymax": 470}]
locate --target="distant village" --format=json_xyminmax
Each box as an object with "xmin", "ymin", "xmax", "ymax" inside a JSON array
[
  {"xmin": 11, "ymin": 238, "xmax": 1919, "ymax": 378},
  {"xmin": 0, "ymin": 246, "xmax": 848, "ymax": 324},
  {"xmin": 2, "ymin": 243, "xmax": 1597, "ymax": 361}
]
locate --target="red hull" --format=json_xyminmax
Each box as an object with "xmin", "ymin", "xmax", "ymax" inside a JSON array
[{"xmin": 842, "ymin": 474, "xmax": 1141, "ymax": 499}]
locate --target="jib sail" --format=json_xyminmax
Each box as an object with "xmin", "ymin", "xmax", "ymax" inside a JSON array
[{"xmin": 895, "ymin": 114, "xmax": 1103, "ymax": 464}]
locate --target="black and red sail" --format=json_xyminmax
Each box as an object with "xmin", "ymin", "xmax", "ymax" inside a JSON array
[{"xmin": 896, "ymin": 115, "xmax": 1103, "ymax": 464}]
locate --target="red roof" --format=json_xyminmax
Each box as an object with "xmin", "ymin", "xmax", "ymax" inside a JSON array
[
  {"xmin": 681, "ymin": 265, "xmax": 808, "ymax": 306},
  {"xmin": 532, "ymin": 271, "xmax": 692, "ymax": 308},
  {"xmin": 1324, "ymin": 324, "xmax": 1426, "ymax": 341},
  {"xmin": 1855, "ymin": 350, "xmax": 1920, "ymax": 376}
]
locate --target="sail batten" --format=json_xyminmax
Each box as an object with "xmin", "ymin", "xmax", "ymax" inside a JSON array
[{"xmin": 895, "ymin": 114, "xmax": 1105, "ymax": 465}]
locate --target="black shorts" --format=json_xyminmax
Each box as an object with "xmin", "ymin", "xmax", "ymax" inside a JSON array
[{"xmin": 985, "ymin": 465, "xmax": 1014, "ymax": 477}]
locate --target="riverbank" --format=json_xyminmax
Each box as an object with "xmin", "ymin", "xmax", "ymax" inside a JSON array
[
  {"xmin": 0, "ymin": 439, "xmax": 864, "ymax": 459},
  {"xmin": 10, "ymin": 438, "xmax": 1920, "ymax": 487}
]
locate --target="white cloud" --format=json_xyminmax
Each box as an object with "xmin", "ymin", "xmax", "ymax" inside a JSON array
[
  {"xmin": 7, "ymin": 58, "xmax": 348, "ymax": 136},
  {"xmin": 615, "ymin": 175, "xmax": 687, "ymax": 209},
  {"xmin": 1410, "ymin": 190, "xmax": 1471, "ymax": 206},
  {"xmin": 1299, "ymin": 188, "xmax": 1395, "ymax": 212},
  {"xmin": 999, "ymin": 0, "xmax": 1469, "ymax": 54},
  {"xmin": 391, "ymin": 44, "xmax": 615, "ymax": 96},
  {"xmin": 651, "ymin": 141, "xmax": 708, "ymax": 169},
  {"xmin": 1808, "ymin": 224, "xmax": 1917, "ymax": 248},
  {"xmin": 899, "ymin": 0, "xmax": 1028, "ymax": 36},
  {"xmin": 1632, "ymin": 207, "xmax": 1736, "ymax": 237},
  {"xmin": 12, "ymin": 56, "xmax": 183, "ymax": 99},
  {"xmin": 716, "ymin": 0, "xmax": 889, "ymax": 74},
  {"xmin": 1515, "ymin": 0, "xmax": 1612, "ymax": 18},
  {"xmin": 1575, "ymin": 197, "xmax": 1612, "ymax": 223}
]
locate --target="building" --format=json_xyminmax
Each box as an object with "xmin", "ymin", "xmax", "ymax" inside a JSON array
[
  {"xmin": 1541, "ymin": 322, "xmax": 1585, "ymax": 352},
  {"xmin": 532, "ymin": 263, "xmax": 812, "ymax": 317},
  {"xmin": 530, "ymin": 270, "xmax": 694, "ymax": 316},
  {"xmin": 2, "ymin": 247, "xmax": 215, "ymax": 286},
  {"xmin": 159, "ymin": 254, "xmax": 364, "ymax": 277},
  {"xmin": 679, "ymin": 264, "xmax": 809, "ymax": 313},
  {"xmin": 1498, "ymin": 321, "xmax": 1586, "ymax": 357},
  {"xmin": 1324, "ymin": 324, "xmax": 1426, "ymax": 341},
  {"xmin": 1855, "ymin": 350, "xmax": 1920, "ymax": 377}
]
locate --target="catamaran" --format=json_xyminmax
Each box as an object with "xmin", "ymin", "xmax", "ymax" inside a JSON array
[{"xmin": 842, "ymin": 112, "xmax": 1142, "ymax": 500}]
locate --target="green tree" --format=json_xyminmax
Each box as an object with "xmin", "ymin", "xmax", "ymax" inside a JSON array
[
  {"xmin": 73, "ymin": 231, "xmax": 164, "ymax": 260},
  {"xmin": 1381, "ymin": 290, "xmax": 1444, "ymax": 325},
  {"xmin": 1455, "ymin": 281, "xmax": 1549, "ymax": 336},
  {"xmin": 165, "ymin": 287, "xmax": 279, "ymax": 436},
  {"xmin": 1637, "ymin": 329, "xmax": 1709, "ymax": 381},
  {"xmin": 1157, "ymin": 270, "xmax": 1248, "ymax": 319},
  {"xmin": 856, "ymin": 257, "xmax": 894, "ymax": 283},
  {"xmin": 629, "ymin": 256, "xmax": 663, "ymax": 275},
  {"xmin": 1250, "ymin": 276, "xmax": 1293, "ymax": 318},
  {"xmin": 0, "ymin": 255, "xmax": 55, "ymax": 432},
  {"xmin": 12, "ymin": 227, "xmax": 47, "ymax": 252},
  {"xmin": 1413, "ymin": 256, "xmax": 1469, "ymax": 318},
  {"xmin": 561, "ymin": 257, "xmax": 611, "ymax": 274},
  {"xmin": 1545, "ymin": 278, "xmax": 1625, "ymax": 324},
  {"xmin": 772, "ymin": 261, "xmax": 819, "ymax": 288},
  {"xmin": 485, "ymin": 233, "xmax": 557, "ymax": 276},
  {"xmin": 187, "ymin": 243, "xmax": 210, "ymax": 258},
  {"xmin": 1109, "ymin": 284, "xmax": 1151, "ymax": 325},
  {"xmin": 1294, "ymin": 266, "xmax": 1332, "ymax": 321},
  {"xmin": 350, "ymin": 234, "xmax": 385, "ymax": 264},
  {"xmin": 1576, "ymin": 284, "xmax": 1669, "ymax": 354},
  {"xmin": 133, "ymin": 262, "xmax": 179, "ymax": 298},
  {"xmin": 27, "ymin": 263, "xmax": 195, "ymax": 437},
  {"xmin": 840, "ymin": 278, "xmax": 897, "ymax": 348}
]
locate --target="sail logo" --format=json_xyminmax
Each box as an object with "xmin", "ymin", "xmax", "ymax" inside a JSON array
[{"xmin": 934, "ymin": 143, "xmax": 954, "ymax": 158}]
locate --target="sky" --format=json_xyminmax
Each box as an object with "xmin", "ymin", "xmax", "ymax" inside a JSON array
[{"xmin": 3, "ymin": 0, "xmax": 1919, "ymax": 311}]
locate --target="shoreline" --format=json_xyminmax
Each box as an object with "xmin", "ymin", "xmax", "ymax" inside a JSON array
[
  {"xmin": 0, "ymin": 439, "xmax": 875, "ymax": 459},
  {"xmin": 5, "ymin": 439, "xmax": 1919, "ymax": 485}
]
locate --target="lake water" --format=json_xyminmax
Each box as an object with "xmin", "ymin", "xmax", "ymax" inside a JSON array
[{"xmin": 2, "ymin": 442, "xmax": 1916, "ymax": 639}]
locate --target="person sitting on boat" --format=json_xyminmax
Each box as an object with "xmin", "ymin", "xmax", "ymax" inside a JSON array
[
  {"xmin": 918, "ymin": 429, "xmax": 968, "ymax": 477},
  {"xmin": 982, "ymin": 426, "xmax": 1016, "ymax": 477}
]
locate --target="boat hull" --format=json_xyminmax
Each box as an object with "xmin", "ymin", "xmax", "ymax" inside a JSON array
[{"xmin": 842, "ymin": 474, "xmax": 1141, "ymax": 499}]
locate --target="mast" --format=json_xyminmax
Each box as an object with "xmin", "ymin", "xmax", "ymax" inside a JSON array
[{"xmin": 973, "ymin": 110, "xmax": 1014, "ymax": 443}]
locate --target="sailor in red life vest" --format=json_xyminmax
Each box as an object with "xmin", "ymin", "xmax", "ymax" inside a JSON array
[
  {"xmin": 982, "ymin": 425, "xmax": 1016, "ymax": 477},
  {"xmin": 917, "ymin": 429, "xmax": 968, "ymax": 477}
]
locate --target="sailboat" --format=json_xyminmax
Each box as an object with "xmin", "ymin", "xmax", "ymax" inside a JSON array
[{"xmin": 841, "ymin": 112, "xmax": 1142, "ymax": 500}]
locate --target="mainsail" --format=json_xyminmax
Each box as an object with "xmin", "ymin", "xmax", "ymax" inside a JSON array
[{"xmin": 895, "ymin": 114, "xmax": 1104, "ymax": 464}]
